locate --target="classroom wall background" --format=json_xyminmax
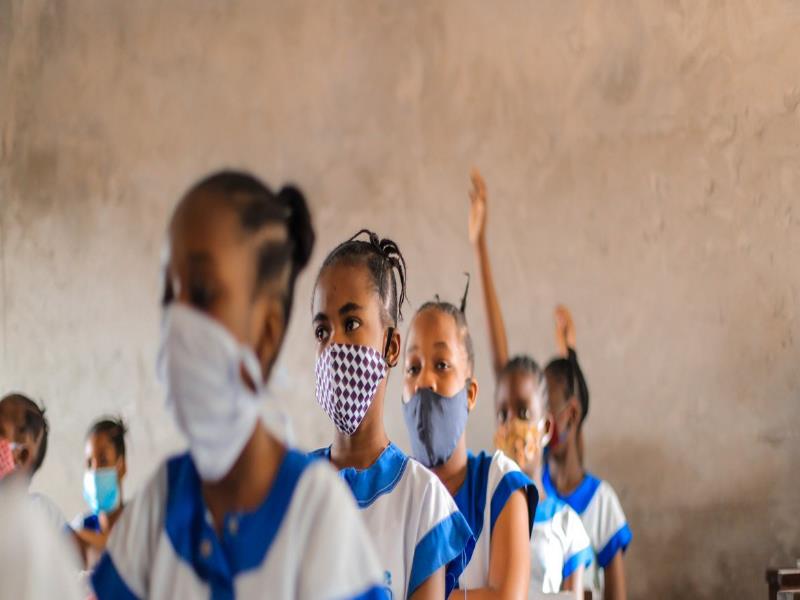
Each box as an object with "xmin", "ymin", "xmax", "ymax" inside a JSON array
[{"xmin": 2, "ymin": 1, "xmax": 799, "ymax": 597}]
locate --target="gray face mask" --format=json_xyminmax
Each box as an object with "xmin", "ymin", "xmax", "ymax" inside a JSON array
[{"xmin": 402, "ymin": 386, "xmax": 469, "ymax": 468}]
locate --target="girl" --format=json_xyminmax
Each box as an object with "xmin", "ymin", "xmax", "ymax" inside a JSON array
[
  {"xmin": 401, "ymin": 287, "xmax": 537, "ymax": 599},
  {"xmin": 72, "ymin": 418, "xmax": 128, "ymax": 568},
  {"xmin": 92, "ymin": 171, "xmax": 386, "ymax": 599},
  {"xmin": 311, "ymin": 230, "xmax": 474, "ymax": 600},
  {"xmin": 469, "ymin": 169, "xmax": 631, "ymax": 600}
]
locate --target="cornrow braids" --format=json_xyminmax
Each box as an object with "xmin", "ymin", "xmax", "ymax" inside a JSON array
[
  {"xmin": 502, "ymin": 355, "xmax": 541, "ymax": 379},
  {"xmin": 416, "ymin": 274, "xmax": 474, "ymax": 372},
  {"xmin": 87, "ymin": 417, "xmax": 129, "ymax": 459},
  {"xmin": 544, "ymin": 347, "xmax": 589, "ymax": 425},
  {"xmin": 317, "ymin": 229, "xmax": 408, "ymax": 327}
]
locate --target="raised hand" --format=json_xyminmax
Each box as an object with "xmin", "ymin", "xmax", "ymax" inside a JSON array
[
  {"xmin": 468, "ymin": 167, "xmax": 487, "ymax": 244},
  {"xmin": 554, "ymin": 305, "xmax": 577, "ymax": 356}
]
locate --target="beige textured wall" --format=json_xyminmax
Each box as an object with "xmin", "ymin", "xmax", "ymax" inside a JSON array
[{"xmin": 2, "ymin": 1, "xmax": 799, "ymax": 597}]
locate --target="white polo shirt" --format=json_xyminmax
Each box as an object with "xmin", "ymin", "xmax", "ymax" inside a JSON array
[
  {"xmin": 543, "ymin": 463, "xmax": 632, "ymax": 593},
  {"xmin": 92, "ymin": 449, "xmax": 387, "ymax": 599},
  {"xmin": 312, "ymin": 443, "xmax": 475, "ymax": 600}
]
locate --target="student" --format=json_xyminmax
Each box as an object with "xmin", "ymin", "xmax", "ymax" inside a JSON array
[
  {"xmin": 541, "ymin": 349, "xmax": 632, "ymax": 599},
  {"xmin": 71, "ymin": 417, "xmax": 128, "ymax": 568},
  {"xmin": 401, "ymin": 286, "xmax": 537, "ymax": 599},
  {"xmin": 469, "ymin": 169, "xmax": 631, "ymax": 599},
  {"xmin": 311, "ymin": 230, "xmax": 474, "ymax": 600},
  {"xmin": 0, "ymin": 392, "xmax": 67, "ymax": 530},
  {"xmin": 92, "ymin": 171, "xmax": 386, "ymax": 599}
]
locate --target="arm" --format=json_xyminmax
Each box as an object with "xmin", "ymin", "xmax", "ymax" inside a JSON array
[
  {"xmin": 469, "ymin": 169, "xmax": 509, "ymax": 378},
  {"xmin": 561, "ymin": 565, "xmax": 585, "ymax": 600},
  {"xmin": 411, "ymin": 567, "xmax": 445, "ymax": 600},
  {"xmin": 602, "ymin": 553, "xmax": 627, "ymax": 600},
  {"xmin": 554, "ymin": 305, "xmax": 577, "ymax": 357},
  {"xmin": 448, "ymin": 489, "xmax": 530, "ymax": 600}
]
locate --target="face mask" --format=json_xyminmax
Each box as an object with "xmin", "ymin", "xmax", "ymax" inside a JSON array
[
  {"xmin": 546, "ymin": 404, "xmax": 571, "ymax": 451},
  {"xmin": 83, "ymin": 467, "xmax": 120, "ymax": 513},
  {"xmin": 315, "ymin": 343, "xmax": 388, "ymax": 436},
  {"xmin": 0, "ymin": 439, "xmax": 17, "ymax": 480},
  {"xmin": 157, "ymin": 304, "xmax": 264, "ymax": 482},
  {"xmin": 494, "ymin": 417, "xmax": 551, "ymax": 470},
  {"xmin": 402, "ymin": 387, "xmax": 469, "ymax": 468}
]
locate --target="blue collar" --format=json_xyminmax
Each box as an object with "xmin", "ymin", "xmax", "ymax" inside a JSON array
[
  {"xmin": 164, "ymin": 449, "xmax": 311, "ymax": 596},
  {"xmin": 310, "ymin": 443, "xmax": 408, "ymax": 508},
  {"xmin": 542, "ymin": 461, "xmax": 601, "ymax": 515}
]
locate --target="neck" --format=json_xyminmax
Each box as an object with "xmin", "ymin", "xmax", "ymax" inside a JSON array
[
  {"xmin": 547, "ymin": 443, "xmax": 584, "ymax": 496},
  {"xmin": 201, "ymin": 421, "xmax": 284, "ymax": 532},
  {"xmin": 331, "ymin": 389, "xmax": 389, "ymax": 470},
  {"xmin": 432, "ymin": 436, "xmax": 468, "ymax": 496}
]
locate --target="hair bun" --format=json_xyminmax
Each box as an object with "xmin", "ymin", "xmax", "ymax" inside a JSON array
[{"xmin": 279, "ymin": 184, "xmax": 315, "ymax": 271}]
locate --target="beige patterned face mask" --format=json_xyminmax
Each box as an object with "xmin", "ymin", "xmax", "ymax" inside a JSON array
[{"xmin": 493, "ymin": 417, "xmax": 551, "ymax": 470}]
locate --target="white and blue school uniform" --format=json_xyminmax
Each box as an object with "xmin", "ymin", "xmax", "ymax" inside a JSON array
[
  {"xmin": 92, "ymin": 449, "xmax": 387, "ymax": 600},
  {"xmin": 542, "ymin": 463, "xmax": 632, "ymax": 593},
  {"xmin": 311, "ymin": 443, "xmax": 475, "ymax": 600},
  {"xmin": 530, "ymin": 495, "xmax": 593, "ymax": 594},
  {"xmin": 451, "ymin": 450, "xmax": 537, "ymax": 590}
]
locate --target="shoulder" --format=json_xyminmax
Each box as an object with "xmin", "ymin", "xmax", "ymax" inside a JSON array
[
  {"xmin": 487, "ymin": 450, "xmax": 536, "ymax": 534},
  {"xmin": 28, "ymin": 492, "xmax": 67, "ymax": 530}
]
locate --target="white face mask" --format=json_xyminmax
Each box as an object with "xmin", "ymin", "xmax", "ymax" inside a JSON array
[{"xmin": 157, "ymin": 304, "xmax": 263, "ymax": 482}]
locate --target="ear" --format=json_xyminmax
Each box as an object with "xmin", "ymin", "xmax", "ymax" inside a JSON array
[
  {"xmin": 118, "ymin": 457, "xmax": 127, "ymax": 480},
  {"xmin": 566, "ymin": 396, "xmax": 582, "ymax": 430},
  {"xmin": 385, "ymin": 327, "xmax": 402, "ymax": 368},
  {"xmin": 254, "ymin": 295, "xmax": 287, "ymax": 381},
  {"xmin": 467, "ymin": 378, "xmax": 479, "ymax": 412}
]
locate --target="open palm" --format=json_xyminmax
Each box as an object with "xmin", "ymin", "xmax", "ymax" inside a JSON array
[{"xmin": 468, "ymin": 168, "xmax": 487, "ymax": 244}]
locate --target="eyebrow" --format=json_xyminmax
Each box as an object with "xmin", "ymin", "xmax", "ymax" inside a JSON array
[
  {"xmin": 338, "ymin": 302, "xmax": 363, "ymax": 316},
  {"xmin": 406, "ymin": 341, "xmax": 452, "ymax": 354}
]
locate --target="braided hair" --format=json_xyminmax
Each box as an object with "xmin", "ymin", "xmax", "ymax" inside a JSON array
[{"xmin": 544, "ymin": 348, "xmax": 590, "ymax": 425}]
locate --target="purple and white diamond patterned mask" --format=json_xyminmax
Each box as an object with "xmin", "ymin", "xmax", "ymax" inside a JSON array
[{"xmin": 315, "ymin": 343, "xmax": 388, "ymax": 436}]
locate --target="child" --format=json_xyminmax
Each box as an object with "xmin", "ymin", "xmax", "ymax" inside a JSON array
[
  {"xmin": 311, "ymin": 230, "xmax": 474, "ymax": 600},
  {"xmin": 71, "ymin": 417, "xmax": 128, "ymax": 568},
  {"xmin": 0, "ymin": 392, "xmax": 67, "ymax": 530},
  {"xmin": 469, "ymin": 169, "xmax": 631, "ymax": 599},
  {"xmin": 92, "ymin": 171, "xmax": 386, "ymax": 599},
  {"xmin": 401, "ymin": 286, "xmax": 537, "ymax": 598}
]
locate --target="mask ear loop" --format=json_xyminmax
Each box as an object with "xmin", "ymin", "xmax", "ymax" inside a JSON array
[{"xmin": 383, "ymin": 326, "xmax": 396, "ymax": 367}]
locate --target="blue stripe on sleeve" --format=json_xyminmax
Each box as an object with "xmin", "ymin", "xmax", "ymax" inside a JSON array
[
  {"xmin": 596, "ymin": 523, "xmax": 633, "ymax": 568},
  {"xmin": 345, "ymin": 584, "xmax": 391, "ymax": 600},
  {"xmin": 407, "ymin": 511, "xmax": 475, "ymax": 599},
  {"xmin": 489, "ymin": 471, "xmax": 536, "ymax": 535},
  {"xmin": 91, "ymin": 552, "xmax": 140, "ymax": 600},
  {"xmin": 562, "ymin": 546, "xmax": 594, "ymax": 579}
]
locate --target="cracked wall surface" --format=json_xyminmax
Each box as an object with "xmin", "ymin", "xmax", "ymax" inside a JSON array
[{"xmin": 1, "ymin": 1, "xmax": 799, "ymax": 597}]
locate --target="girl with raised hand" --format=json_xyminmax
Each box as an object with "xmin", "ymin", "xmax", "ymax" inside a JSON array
[
  {"xmin": 469, "ymin": 169, "xmax": 631, "ymax": 600},
  {"xmin": 92, "ymin": 171, "xmax": 386, "ymax": 600},
  {"xmin": 401, "ymin": 283, "xmax": 536, "ymax": 599},
  {"xmin": 71, "ymin": 418, "xmax": 128, "ymax": 568},
  {"xmin": 311, "ymin": 230, "xmax": 474, "ymax": 600}
]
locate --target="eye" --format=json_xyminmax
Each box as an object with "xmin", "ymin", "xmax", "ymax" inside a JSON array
[
  {"xmin": 497, "ymin": 408, "xmax": 509, "ymax": 424},
  {"xmin": 405, "ymin": 363, "xmax": 421, "ymax": 376},
  {"xmin": 517, "ymin": 406, "xmax": 531, "ymax": 421},
  {"xmin": 435, "ymin": 361, "xmax": 450, "ymax": 371},
  {"xmin": 315, "ymin": 325, "xmax": 330, "ymax": 342},
  {"xmin": 189, "ymin": 284, "xmax": 214, "ymax": 310},
  {"xmin": 344, "ymin": 318, "xmax": 361, "ymax": 333}
]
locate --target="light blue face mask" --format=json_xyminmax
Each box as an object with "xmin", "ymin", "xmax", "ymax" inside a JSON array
[{"xmin": 83, "ymin": 467, "xmax": 120, "ymax": 514}]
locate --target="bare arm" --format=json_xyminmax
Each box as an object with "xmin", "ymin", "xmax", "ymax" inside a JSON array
[
  {"xmin": 447, "ymin": 489, "xmax": 530, "ymax": 600},
  {"xmin": 469, "ymin": 169, "xmax": 509, "ymax": 378},
  {"xmin": 411, "ymin": 566, "xmax": 445, "ymax": 600},
  {"xmin": 554, "ymin": 305, "xmax": 577, "ymax": 357},
  {"xmin": 561, "ymin": 565, "xmax": 585, "ymax": 600},
  {"xmin": 602, "ymin": 553, "xmax": 627, "ymax": 600}
]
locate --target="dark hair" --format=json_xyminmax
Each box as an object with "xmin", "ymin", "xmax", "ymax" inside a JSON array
[
  {"xmin": 87, "ymin": 417, "xmax": 128, "ymax": 459},
  {"xmin": 544, "ymin": 348, "xmax": 589, "ymax": 425},
  {"xmin": 170, "ymin": 170, "xmax": 315, "ymax": 323},
  {"xmin": 0, "ymin": 393, "xmax": 49, "ymax": 474},
  {"xmin": 502, "ymin": 355, "xmax": 541, "ymax": 379},
  {"xmin": 416, "ymin": 274, "xmax": 474, "ymax": 373},
  {"xmin": 317, "ymin": 229, "xmax": 408, "ymax": 327}
]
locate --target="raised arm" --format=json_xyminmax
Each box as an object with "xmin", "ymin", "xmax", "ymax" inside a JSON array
[
  {"xmin": 554, "ymin": 305, "xmax": 577, "ymax": 357},
  {"xmin": 469, "ymin": 169, "xmax": 509, "ymax": 379}
]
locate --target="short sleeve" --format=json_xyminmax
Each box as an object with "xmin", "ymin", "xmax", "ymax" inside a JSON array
[
  {"xmin": 408, "ymin": 467, "xmax": 475, "ymax": 598},
  {"xmin": 561, "ymin": 506, "xmax": 593, "ymax": 579},
  {"xmin": 296, "ymin": 462, "xmax": 387, "ymax": 600},
  {"xmin": 594, "ymin": 482, "xmax": 632, "ymax": 568},
  {"xmin": 92, "ymin": 462, "xmax": 168, "ymax": 600}
]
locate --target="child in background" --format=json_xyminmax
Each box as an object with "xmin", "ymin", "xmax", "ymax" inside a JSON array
[
  {"xmin": 311, "ymin": 230, "xmax": 474, "ymax": 600},
  {"xmin": 401, "ymin": 285, "xmax": 536, "ymax": 598},
  {"xmin": 71, "ymin": 417, "xmax": 128, "ymax": 568},
  {"xmin": 469, "ymin": 169, "xmax": 631, "ymax": 599},
  {"xmin": 0, "ymin": 392, "xmax": 67, "ymax": 530},
  {"xmin": 92, "ymin": 171, "xmax": 386, "ymax": 599}
]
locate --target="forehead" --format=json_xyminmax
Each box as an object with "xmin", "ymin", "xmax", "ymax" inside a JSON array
[
  {"xmin": 313, "ymin": 262, "xmax": 378, "ymax": 313},
  {"xmin": 0, "ymin": 400, "xmax": 32, "ymax": 426},
  {"xmin": 86, "ymin": 431, "xmax": 115, "ymax": 452},
  {"xmin": 169, "ymin": 193, "xmax": 245, "ymax": 256},
  {"xmin": 407, "ymin": 308, "xmax": 460, "ymax": 349},
  {"xmin": 495, "ymin": 370, "xmax": 537, "ymax": 403}
]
